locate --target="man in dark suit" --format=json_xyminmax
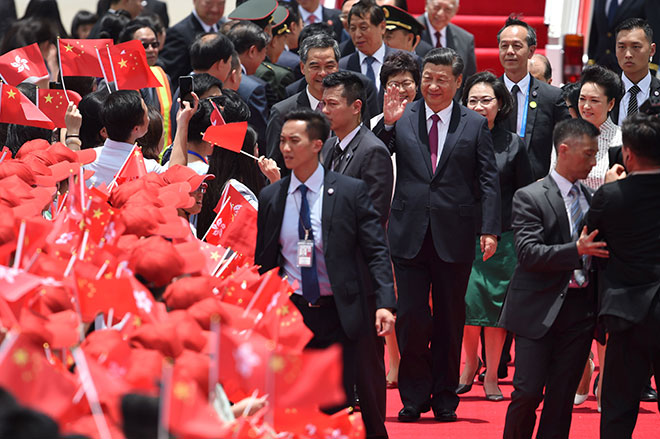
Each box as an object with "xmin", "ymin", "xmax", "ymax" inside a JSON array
[
  {"xmin": 612, "ymin": 18, "xmax": 660, "ymax": 125},
  {"xmin": 255, "ymin": 108, "xmax": 396, "ymax": 434},
  {"xmin": 499, "ymin": 119, "xmax": 607, "ymax": 439},
  {"xmin": 588, "ymin": 0, "xmax": 660, "ymax": 74},
  {"xmin": 418, "ymin": 0, "xmax": 476, "ymax": 83},
  {"xmin": 297, "ymin": 0, "xmax": 344, "ymax": 41},
  {"xmin": 159, "ymin": 0, "xmax": 225, "ymax": 84},
  {"xmin": 320, "ymin": 71, "xmax": 393, "ymax": 439},
  {"xmin": 498, "ymin": 17, "xmax": 571, "ymax": 180},
  {"xmin": 586, "ymin": 113, "xmax": 660, "ymax": 439},
  {"xmin": 380, "ymin": 48, "xmax": 501, "ymax": 423}
]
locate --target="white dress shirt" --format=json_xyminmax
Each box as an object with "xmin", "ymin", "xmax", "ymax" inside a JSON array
[
  {"xmin": 358, "ymin": 43, "xmax": 386, "ymax": 91},
  {"xmin": 299, "ymin": 3, "xmax": 323, "ymax": 26},
  {"xmin": 280, "ymin": 164, "xmax": 332, "ymax": 297},
  {"xmin": 306, "ymin": 85, "xmax": 322, "ymax": 111},
  {"xmin": 551, "ymin": 169, "xmax": 589, "ymax": 237},
  {"xmin": 192, "ymin": 8, "xmax": 218, "ymax": 33},
  {"xmin": 84, "ymin": 138, "xmax": 165, "ymax": 188},
  {"xmin": 338, "ymin": 124, "xmax": 362, "ymax": 151},
  {"xmin": 618, "ymin": 71, "xmax": 652, "ymax": 125},
  {"xmin": 503, "ymin": 72, "xmax": 531, "ymax": 136},
  {"xmin": 425, "ymin": 101, "xmax": 453, "ymax": 168}
]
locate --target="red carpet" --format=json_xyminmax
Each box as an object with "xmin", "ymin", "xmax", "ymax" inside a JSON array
[{"xmin": 383, "ymin": 341, "xmax": 659, "ymax": 438}]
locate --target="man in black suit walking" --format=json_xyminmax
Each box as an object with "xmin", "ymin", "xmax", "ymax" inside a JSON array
[
  {"xmin": 297, "ymin": 0, "xmax": 344, "ymax": 42},
  {"xmin": 498, "ymin": 17, "xmax": 570, "ymax": 180},
  {"xmin": 586, "ymin": 113, "xmax": 660, "ymax": 439},
  {"xmin": 159, "ymin": 0, "xmax": 226, "ymax": 84},
  {"xmin": 320, "ymin": 71, "xmax": 393, "ymax": 438},
  {"xmin": 499, "ymin": 119, "xmax": 609, "ymax": 439},
  {"xmin": 254, "ymin": 108, "xmax": 396, "ymax": 432},
  {"xmin": 380, "ymin": 47, "xmax": 501, "ymax": 423}
]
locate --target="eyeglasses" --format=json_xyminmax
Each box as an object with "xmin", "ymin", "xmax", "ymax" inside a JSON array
[
  {"xmin": 141, "ymin": 41, "xmax": 159, "ymax": 50},
  {"xmin": 386, "ymin": 80, "xmax": 416, "ymax": 90},
  {"xmin": 467, "ymin": 97, "xmax": 497, "ymax": 107}
]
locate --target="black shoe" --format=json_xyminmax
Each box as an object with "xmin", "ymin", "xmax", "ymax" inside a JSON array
[
  {"xmin": 478, "ymin": 371, "xmax": 486, "ymax": 383},
  {"xmin": 433, "ymin": 409, "xmax": 457, "ymax": 422},
  {"xmin": 456, "ymin": 383, "xmax": 472, "ymax": 394},
  {"xmin": 593, "ymin": 373, "xmax": 599, "ymax": 396},
  {"xmin": 497, "ymin": 362, "xmax": 509, "ymax": 380},
  {"xmin": 641, "ymin": 384, "xmax": 658, "ymax": 402},
  {"xmin": 398, "ymin": 406, "xmax": 421, "ymax": 422}
]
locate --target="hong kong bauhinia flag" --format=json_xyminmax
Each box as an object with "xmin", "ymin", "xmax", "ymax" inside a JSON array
[{"xmin": 0, "ymin": 43, "xmax": 49, "ymax": 85}]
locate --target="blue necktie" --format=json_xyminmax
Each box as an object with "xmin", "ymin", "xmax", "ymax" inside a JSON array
[
  {"xmin": 298, "ymin": 185, "xmax": 320, "ymax": 304},
  {"xmin": 607, "ymin": 0, "xmax": 619, "ymax": 26},
  {"xmin": 569, "ymin": 184, "xmax": 589, "ymax": 286},
  {"xmin": 365, "ymin": 56, "xmax": 376, "ymax": 84}
]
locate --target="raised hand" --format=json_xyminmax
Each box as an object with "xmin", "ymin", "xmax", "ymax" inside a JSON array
[{"xmin": 383, "ymin": 83, "xmax": 408, "ymax": 125}]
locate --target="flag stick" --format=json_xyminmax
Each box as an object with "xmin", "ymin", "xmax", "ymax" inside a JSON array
[
  {"xmin": 240, "ymin": 150, "xmax": 260, "ymax": 161},
  {"xmin": 242, "ymin": 270, "xmax": 272, "ymax": 317},
  {"xmin": 79, "ymin": 167, "xmax": 86, "ymax": 213},
  {"xmin": 0, "ymin": 149, "xmax": 8, "ymax": 163},
  {"xmin": 107, "ymin": 144, "xmax": 138, "ymax": 190},
  {"xmin": 64, "ymin": 253, "xmax": 77, "ymax": 277},
  {"xmin": 158, "ymin": 360, "xmax": 173, "ymax": 439},
  {"xmin": 201, "ymin": 196, "xmax": 231, "ymax": 243},
  {"xmin": 78, "ymin": 230, "xmax": 89, "ymax": 261},
  {"xmin": 214, "ymin": 252, "xmax": 237, "ymax": 278},
  {"xmin": 0, "ymin": 72, "xmax": 7, "ymax": 84},
  {"xmin": 95, "ymin": 260, "xmax": 110, "ymax": 280},
  {"xmin": 12, "ymin": 220, "xmax": 26, "ymax": 269},
  {"xmin": 105, "ymin": 45, "xmax": 118, "ymax": 91},
  {"xmin": 94, "ymin": 46, "xmax": 112, "ymax": 94},
  {"xmin": 209, "ymin": 317, "xmax": 220, "ymax": 402},
  {"xmin": 56, "ymin": 38, "xmax": 72, "ymax": 105},
  {"xmin": 72, "ymin": 348, "xmax": 113, "ymax": 439},
  {"xmin": 210, "ymin": 247, "xmax": 232, "ymax": 277}
]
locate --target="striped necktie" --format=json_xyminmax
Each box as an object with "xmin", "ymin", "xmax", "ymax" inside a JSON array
[
  {"xmin": 627, "ymin": 84, "xmax": 641, "ymax": 117},
  {"xmin": 569, "ymin": 184, "xmax": 588, "ymax": 287}
]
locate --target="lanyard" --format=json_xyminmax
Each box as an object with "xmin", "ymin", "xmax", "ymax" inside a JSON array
[
  {"xmin": 187, "ymin": 150, "xmax": 208, "ymax": 164},
  {"xmin": 519, "ymin": 81, "xmax": 532, "ymax": 138}
]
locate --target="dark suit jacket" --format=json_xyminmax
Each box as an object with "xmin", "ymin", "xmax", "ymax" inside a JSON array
[
  {"xmin": 588, "ymin": 0, "xmax": 660, "ymax": 73},
  {"xmin": 322, "ymin": 6, "xmax": 344, "ymax": 42},
  {"xmin": 255, "ymin": 170, "xmax": 397, "ymax": 340},
  {"xmin": 276, "ymin": 50, "xmax": 303, "ymax": 81},
  {"xmin": 612, "ymin": 75, "xmax": 660, "ymax": 125},
  {"xmin": 380, "ymin": 100, "xmax": 501, "ymax": 263},
  {"xmin": 499, "ymin": 176, "xmax": 593, "ymax": 339},
  {"xmin": 418, "ymin": 17, "xmax": 477, "ymax": 82},
  {"xmin": 265, "ymin": 91, "xmax": 311, "ymax": 173},
  {"xmin": 500, "ymin": 75, "xmax": 571, "ymax": 180},
  {"xmin": 415, "ymin": 39, "xmax": 434, "ymax": 58},
  {"xmin": 587, "ymin": 173, "xmax": 660, "ymax": 332},
  {"xmin": 238, "ymin": 75, "xmax": 270, "ymax": 150}
]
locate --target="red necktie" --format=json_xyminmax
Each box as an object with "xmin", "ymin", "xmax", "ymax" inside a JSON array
[
  {"xmin": 435, "ymin": 31, "xmax": 443, "ymax": 48},
  {"xmin": 429, "ymin": 114, "xmax": 440, "ymax": 172},
  {"xmin": 308, "ymin": 15, "xmax": 317, "ymax": 24}
]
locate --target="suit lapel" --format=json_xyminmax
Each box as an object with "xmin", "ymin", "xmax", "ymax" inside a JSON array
[
  {"xmin": 412, "ymin": 100, "xmax": 434, "ymax": 178},
  {"xmin": 338, "ymin": 126, "xmax": 365, "ymax": 173},
  {"xmin": 297, "ymin": 90, "xmax": 310, "ymax": 108},
  {"xmin": 322, "ymin": 171, "xmax": 338, "ymax": 246},
  {"xmin": 349, "ymin": 53, "xmax": 361, "ymax": 73},
  {"xmin": 434, "ymin": 103, "xmax": 465, "ymax": 177},
  {"xmin": 271, "ymin": 176, "xmax": 291, "ymax": 240},
  {"xmin": 544, "ymin": 176, "xmax": 572, "ymax": 242},
  {"xmin": 445, "ymin": 24, "xmax": 454, "ymax": 49},
  {"xmin": 523, "ymin": 76, "xmax": 539, "ymax": 148}
]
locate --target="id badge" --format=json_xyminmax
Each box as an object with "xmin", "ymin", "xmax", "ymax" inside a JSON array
[{"xmin": 297, "ymin": 240, "xmax": 314, "ymax": 267}]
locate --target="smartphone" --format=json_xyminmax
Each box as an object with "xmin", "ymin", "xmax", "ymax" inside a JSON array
[
  {"xmin": 179, "ymin": 76, "xmax": 194, "ymax": 106},
  {"xmin": 49, "ymin": 81, "xmax": 63, "ymax": 90}
]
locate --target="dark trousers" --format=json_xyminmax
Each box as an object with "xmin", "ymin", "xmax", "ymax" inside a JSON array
[
  {"xmin": 503, "ymin": 289, "xmax": 595, "ymax": 439},
  {"xmin": 393, "ymin": 230, "xmax": 472, "ymax": 412},
  {"xmin": 601, "ymin": 294, "xmax": 660, "ymax": 439}
]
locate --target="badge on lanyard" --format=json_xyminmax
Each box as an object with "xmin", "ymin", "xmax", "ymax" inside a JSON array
[{"xmin": 297, "ymin": 239, "xmax": 314, "ymax": 267}]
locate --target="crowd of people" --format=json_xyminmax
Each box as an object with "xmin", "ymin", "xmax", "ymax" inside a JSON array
[{"xmin": 0, "ymin": 0, "xmax": 659, "ymax": 439}]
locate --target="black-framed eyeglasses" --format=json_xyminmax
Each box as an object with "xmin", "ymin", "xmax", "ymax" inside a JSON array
[{"xmin": 141, "ymin": 41, "xmax": 159, "ymax": 50}]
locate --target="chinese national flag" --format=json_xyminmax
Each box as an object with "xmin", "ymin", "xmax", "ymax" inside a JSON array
[
  {"xmin": 110, "ymin": 145, "xmax": 147, "ymax": 188},
  {"xmin": 0, "ymin": 334, "xmax": 78, "ymax": 422},
  {"xmin": 107, "ymin": 40, "xmax": 163, "ymax": 90},
  {"xmin": 37, "ymin": 88, "xmax": 82, "ymax": 128},
  {"xmin": 0, "ymin": 83, "xmax": 55, "ymax": 129},
  {"xmin": 59, "ymin": 39, "xmax": 113, "ymax": 78},
  {"xmin": 0, "ymin": 43, "xmax": 49, "ymax": 85},
  {"xmin": 203, "ymin": 121, "xmax": 248, "ymax": 153},
  {"xmin": 74, "ymin": 275, "xmax": 139, "ymax": 322}
]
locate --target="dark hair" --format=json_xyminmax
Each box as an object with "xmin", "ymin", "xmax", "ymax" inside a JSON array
[
  {"xmin": 101, "ymin": 90, "xmax": 145, "ymax": 142},
  {"xmin": 299, "ymin": 34, "xmax": 340, "ymax": 64},
  {"xmin": 137, "ymin": 106, "xmax": 163, "ymax": 160},
  {"xmin": 190, "ymin": 33, "xmax": 235, "ymax": 71},
  {"xmin": 533, "ymin": 54, "xmax": 552, "ymax": 81},
  {"xmin": 140, "ymin": 13, "xmax": 165, "ymax": 36},
  {"xmin": 187, "ymin": 98, "xmax": 216, "ymax": 144},
  {"xmin": 323, "ymin": 71, "xmax": 367, "ymax": 119},
  {"xmin": 497, "ymin": 16, "xmax": 538, "ymax": 47},
  {"xmin": 282, "ymin": 2, "xmax": 301, "ymax": 26},
  {"xmin": 462, "ymin": 71, "xmax": 514, "ymax": 121},
  {"xmin": 298, "ymin": 22, "xmax": 335, "ymax": 48},
  {"xmin": 621, "ymin": 113, "xmax": 660, "ymax": 164},
  {"xmin": 561, "ymin": 82, "xmax": 581, "ymax": 118},
  {"xmin": 0, "ymin": 405, "xmax": 60, "ymax": 439},
  {"xmin": 22, "ymin": 0, "xmax": 68, "ymax": 38},
  {"xmin": 190, "ymin": 73, "xmax": 223, "ymax": 100},
  {"xmin": 216, "ymin": 90, "xmax": 251, "ymax": 123},
  {"xmin": 71, "ymin": 10, "xmax": 98, "ymax": 38},
  {"xmin": 197, "ymin": 126, "xmax": 262, "ymax": 239},
  {"xmin": 380, "ymin": 51, "xmax": 421, "ymax": 88},
  {"xmin": 121, "ymin": 393, "xmax": 159, "ymax": 439},
  {"xmin": 615, "ymin": 17, "xmax": 654, "ymax": 43},
  {"xmin": 0, "ymin": 18, "xmax": 58, "ymax": 54},
  {"xmin": 79, "ymin": 88, "xmax": 110, "ymax": 148},
  {"xmin": 283, "ymin": 108, "xmax": 330, "ymax": 142},
  {"xmin": 580, "ymin": 64, "xmax": 623, "ymax": 104},
  {"xmin": 227, "ymin": 21, "xmax": 270, "ymax": 54},
  {"xmin": 348, "ymin": 0, "xmax": 385, "ymax": 27},
  {"xmin": 94, "ymin": 10, "xmax": 131, "ymax": 43},
  {"xmin": 118, "ymin": 18, "xmax": 158, "ymax": 44},
  {"xmin": 422, "ymin": 47, "xmax": 464, "ymax": 77},
  {"xmin": 553, "ymin": 118, "xmax": 600, "ymax": 150}
]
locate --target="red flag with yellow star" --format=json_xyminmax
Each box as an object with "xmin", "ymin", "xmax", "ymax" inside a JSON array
[
  {"xmin": 110, "ymin": 145, "xmax": 147, "ymax": 188},
  {"xmin": 59, "ymin": 38, "xmax": 113, "ymax": 78},
  {"xmin": 0, "ymin": 83, "xmax": 55, "ymax": 129},
  {"xmin": 37, "ymin": 88, "xmax": 82, "ymax": 128},
  {"xmin": 107, "ymin": 40, "xmax": 163, "ymax": 90},
  {"xmin": 74, "ymin": 275, "xmax": 137, "ymax": 322}
]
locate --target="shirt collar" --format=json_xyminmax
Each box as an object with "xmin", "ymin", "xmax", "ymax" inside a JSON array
[
  {"xmin": 289, "ymin": 163, "xmax": 324, "ymax": 194},
  {"xmin": 358, "ymin": 42, "xmax": 386, "ymax": 64},
  {"xmin": 306, "ymin": 85, "xmax": 320, "ymax": 110},
  {"xmin": 425, "ymin": 100, "xmax": 454, "ymax": 123},
  {"xmin": 622, "ymin": 71, "xmax": 652, "ymax": 93},
  {"xmin": 299, "ymin": 4, "xmax": 323, "ymax": 24},
  {"xmin": 192, "ymin": 8, "xmax": 215, "ymax": 33},
  {"xmin": 338, "ymin": 124, "xmax": 362, "ymax": 151},
  {"xmin": 103, "ymin": 138, "xmax": 135, "ymax": 151},
  {"xmin": 503, "ymin": 72, "xmax": 531, "ymax": 95},
  {"xmin": 425, "ymin": 13, "xmax": 446, "ymax": 35},
  {"xmin": 550, "ymin": 169, "xmax": 577, "ymax": 197}
]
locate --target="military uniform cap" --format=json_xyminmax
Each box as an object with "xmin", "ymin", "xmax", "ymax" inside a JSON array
[
  {"xmin": 382, "ymin": 5, "xmax": 425, "ymax": 36},
  {"xmin": 228, "ymin": 0, "xmax": 278, "ymax": 30},
  {"xmin": 272, "ymin": 6, "xmax": 291, "ymax": 35}
]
